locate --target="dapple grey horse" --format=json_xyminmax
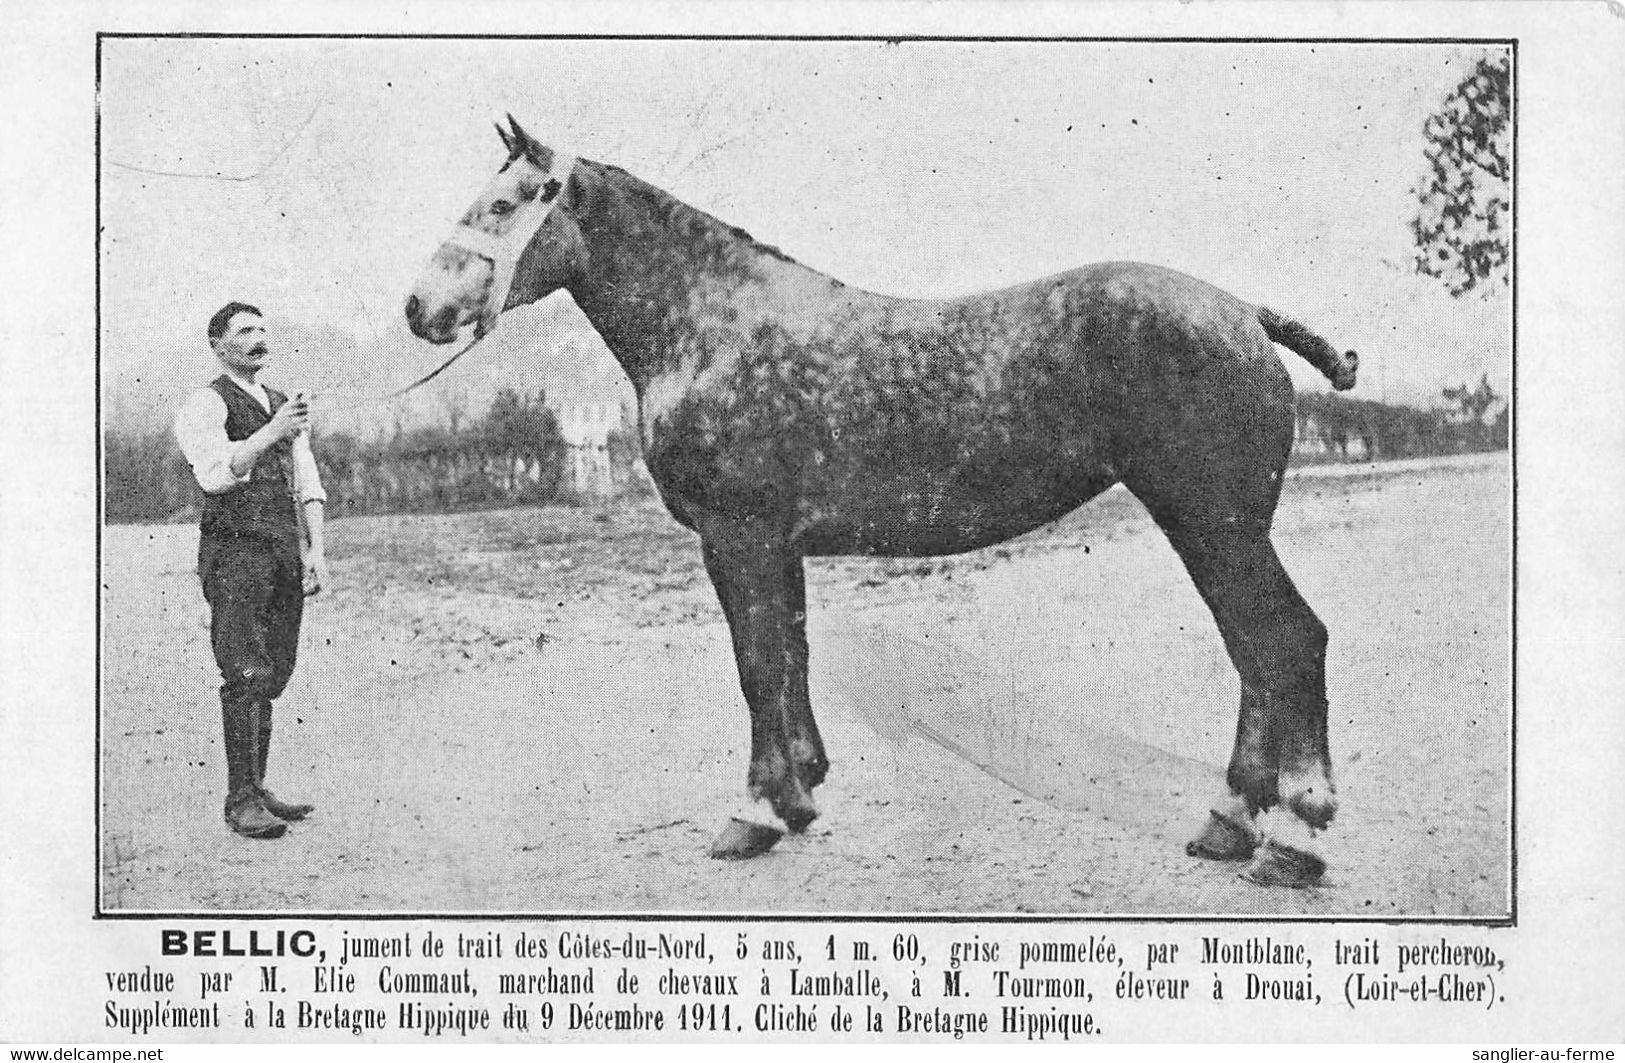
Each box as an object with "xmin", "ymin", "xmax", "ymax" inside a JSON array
[{"xmin": 406, "ymin": 118, "xmax": 1359, "ymax": 886}]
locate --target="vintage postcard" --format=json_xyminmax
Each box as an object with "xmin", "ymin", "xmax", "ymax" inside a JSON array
[{"xmin": 2, "ymin": 0, "xmax": 1620, "ymax": 1047}]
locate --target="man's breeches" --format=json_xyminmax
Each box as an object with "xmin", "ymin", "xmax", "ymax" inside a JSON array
[{"xmin": 202, "ymin": 538, "xmax": 304, "ymax": 707}]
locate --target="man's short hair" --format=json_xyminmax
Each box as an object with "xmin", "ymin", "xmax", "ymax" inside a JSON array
[{"xmin": 207, "ymin": 301, "xmax": 262, "ymax": 344}]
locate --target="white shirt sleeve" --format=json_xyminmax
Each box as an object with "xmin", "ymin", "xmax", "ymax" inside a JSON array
[
  {"xmin": 292, "ymin": 432, "xmax": 327, "ymax": 504},
  {"xmin": 173, "ymin": 388, "xmax": 253, "ymax": 495}
]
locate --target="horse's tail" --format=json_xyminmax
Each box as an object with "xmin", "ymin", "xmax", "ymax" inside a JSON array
[{"xmin": 1258, "ymin": 306, "xmax": 1358, "ymax": 391}]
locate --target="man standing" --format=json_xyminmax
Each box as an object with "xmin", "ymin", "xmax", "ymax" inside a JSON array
[{"xmin": 174, "ymin": 302, "xmax": 328, "ymax": 839}]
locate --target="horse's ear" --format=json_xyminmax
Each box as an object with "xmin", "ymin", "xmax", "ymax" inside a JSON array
[
  {"xmin": 507, "ymin": 113, "xmax": 533, "ymax": 150},
  {"xmin": 506, "ymin": 113, "xmax": 553, "ymax": 169},
  {"xmin": 495, "ymin": 121, "xmax": 515, "ymax": 155}
]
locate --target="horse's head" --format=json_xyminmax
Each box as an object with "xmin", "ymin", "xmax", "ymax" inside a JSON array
[{"xmin": 405, "ymin": 115, "xmax": 585, "ymax": 345}]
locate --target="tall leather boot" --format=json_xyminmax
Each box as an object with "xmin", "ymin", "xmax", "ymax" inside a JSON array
[
  {"xmin": 257, "ymin": 699, "xmax": 314, "ymax": 821},
  {"xmin": 223, "ymin": 691, "xmax": 286, "ymax": 839}
]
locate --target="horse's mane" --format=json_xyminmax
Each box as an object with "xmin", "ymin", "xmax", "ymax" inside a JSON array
[{"xmin": 587, "ymin": 160, "xmax": 801, "ymax": 268}]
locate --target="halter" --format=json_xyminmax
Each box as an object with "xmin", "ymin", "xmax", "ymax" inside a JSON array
[{"xmin": 439, "ymin": 152, "xmax": 577, "ymax": 337}]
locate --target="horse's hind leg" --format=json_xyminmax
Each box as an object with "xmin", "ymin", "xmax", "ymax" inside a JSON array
[
  {"xmin": 699, "ymin": 532, "xmax": 821, "ymax": 859},
  {"xmin": 1153, "ymin": 518, "xmax": 1336, "ymax": 886},
  {"xmin": 1120, "ymin": 363, "xmax": 1335, "ymax": 888}
]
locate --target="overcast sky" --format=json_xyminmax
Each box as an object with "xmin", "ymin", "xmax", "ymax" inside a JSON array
[{"xmin": 99, "ymin": 37, "xmax": 1511, "ymax": 407}]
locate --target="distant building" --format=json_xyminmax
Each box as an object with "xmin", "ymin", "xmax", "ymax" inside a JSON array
[
  {"xmin": 543, "ymin": 335, "xmax": 637, "ymax": 496},
  {"xmin": 556, "ymin": 393, "xmax": 624, "ymax": 447}
]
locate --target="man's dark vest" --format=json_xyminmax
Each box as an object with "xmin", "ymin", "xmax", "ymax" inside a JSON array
[{"xmin": 198, "ymin": 376, "xmax": 300, "ymax": 564}]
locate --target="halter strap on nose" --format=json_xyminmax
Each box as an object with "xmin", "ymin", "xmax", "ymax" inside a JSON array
[{"xmin": 441, "ymin": 153, "xmax": 577, "ymax": 330}]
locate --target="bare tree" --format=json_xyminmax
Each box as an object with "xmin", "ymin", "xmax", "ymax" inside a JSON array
[{"xmin": 1410, "ymin": 52, "xmax": 1511, "ymax": 298}]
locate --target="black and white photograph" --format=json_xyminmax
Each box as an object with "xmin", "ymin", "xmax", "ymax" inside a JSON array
[
  {"xmin": 96, "ymin": 35, "xmax": 1511, "ymax": 917},
  {"xmin": 3, "ymin": 1, "xmax": 1623, "ymax": 1048}
]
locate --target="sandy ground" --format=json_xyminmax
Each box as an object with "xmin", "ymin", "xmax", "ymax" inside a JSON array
[{"xmin": 100, "ymin": 452, "xmax": 1510, "ymax": 916}]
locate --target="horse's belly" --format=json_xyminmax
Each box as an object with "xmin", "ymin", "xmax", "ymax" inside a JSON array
[{"xmin": 794, "ymin": 456, "xmax": 1118, "ymax": 558}]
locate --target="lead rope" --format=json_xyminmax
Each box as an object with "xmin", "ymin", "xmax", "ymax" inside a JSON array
[{"xmin": 317, "ymin": 330, "xmax": 488, "ymax": 410}]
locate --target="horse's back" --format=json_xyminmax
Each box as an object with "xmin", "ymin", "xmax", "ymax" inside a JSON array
[
  {"xmin": 821, "ymin": 260, "xmax": 1283, "ymax": 395},
  {"xmin": 958, "ymin": 259, "xmax": 1273, "ymax": 354}
]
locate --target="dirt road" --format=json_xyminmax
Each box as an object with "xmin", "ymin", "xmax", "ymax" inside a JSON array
[{"xmin": 100, "ymin": 452, "xmax": 1510, "ymax": 916}]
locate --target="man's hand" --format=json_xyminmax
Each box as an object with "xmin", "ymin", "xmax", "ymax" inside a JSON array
[
  {"xmin": 228, "ymin": 394, "xmax": 312, "ymax": 481},
  {"xmin": 265, "ymin": 393, "xmax": 311, "ymax": 444},
  {"xmin": 302, "ymin": 548, "xmax": 328, "ymax": 597}
]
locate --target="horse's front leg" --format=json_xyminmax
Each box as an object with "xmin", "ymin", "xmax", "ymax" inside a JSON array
[
  {"xmin": 779, "ymin": 549, "xmax": 829, "ymax": 791},
  {"xmin": 700, "ymin": 530, "xmax": 820, "ymax": 859}
]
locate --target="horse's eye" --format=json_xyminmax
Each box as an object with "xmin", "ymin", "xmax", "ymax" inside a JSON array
[{"xmin": 490, "ymin": 200, "xmax": 515, "ymax": 216}]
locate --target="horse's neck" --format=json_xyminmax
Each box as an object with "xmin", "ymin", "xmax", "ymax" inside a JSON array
[{"xmin": 566, "ymin": 165, "xmax": 811, "ymax": 390}]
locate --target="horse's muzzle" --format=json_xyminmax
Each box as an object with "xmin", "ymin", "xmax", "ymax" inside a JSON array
[{"xmin": 404, "ymin": 294, "xmax": 463, "ymax": 345}]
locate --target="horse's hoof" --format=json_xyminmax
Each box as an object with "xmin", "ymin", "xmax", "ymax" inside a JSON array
[
  {"xmin": 777, "ymin": 803, "xmax": 818, "ymax": 835},
  {"xmin": 708, "ymin": 817, "xmax": 783, "ymax": 860},
  {"xmin": 1241, "ymin": 839, "xmax": 1326, "ymax": 888},
  {"xmin": 1186, "ymin": 810, "xmax": 1260, "ymax": 862}
]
